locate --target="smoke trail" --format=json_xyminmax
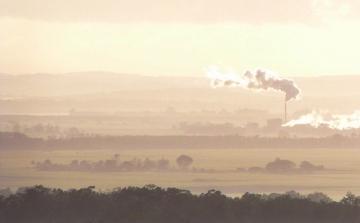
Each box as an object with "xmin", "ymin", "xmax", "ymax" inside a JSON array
[
  {"xmin": 206, "ymin": 66, "xmax": 301, "ymax": 102},
  {"xmin": 284, "ymin": 110, "xmax": 360, "ymax": 130}
]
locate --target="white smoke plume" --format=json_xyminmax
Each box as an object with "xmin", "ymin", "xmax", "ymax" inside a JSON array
[
  {"xmin": 206, "ymin": 66, "xmax": 301, "ymax": 102},
  {"xmin": 284, "ymin": 110, "xmax": 360, "ymax": 130}
]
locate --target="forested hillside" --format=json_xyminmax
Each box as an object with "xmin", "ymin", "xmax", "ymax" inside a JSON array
[{"xmin": 1, "ymin": 185, "xmax": 359, "ymax": 223}]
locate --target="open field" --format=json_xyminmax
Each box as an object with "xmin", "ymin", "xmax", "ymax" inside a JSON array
[{"xmin": 1, "ymin": 148, "xmax": 360, "ymax": 201}]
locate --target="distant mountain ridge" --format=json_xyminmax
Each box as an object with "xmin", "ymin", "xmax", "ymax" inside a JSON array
[{"xmin": 1, "ymin": 72, "xmax": 360, "ymax": 97}]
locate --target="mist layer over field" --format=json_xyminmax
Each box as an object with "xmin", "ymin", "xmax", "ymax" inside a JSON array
[{"xmin": 1, "ymin": 148, "xmax": 360, "ymax": 201}]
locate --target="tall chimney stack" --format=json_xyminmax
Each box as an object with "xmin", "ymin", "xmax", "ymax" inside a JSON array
[{"xmin": 284, "ymin": 102, "xmax": 287, "ymax": 124}]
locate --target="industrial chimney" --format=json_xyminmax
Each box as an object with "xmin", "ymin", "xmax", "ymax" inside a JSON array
[{"xmin": 284, "ymin": 102, "xmax": 287, "ymax": 124}]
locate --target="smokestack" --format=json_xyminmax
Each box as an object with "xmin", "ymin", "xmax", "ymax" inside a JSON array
[{"xmin": 284, "ymin": 102, "xmax": 287, "ymax": 124}]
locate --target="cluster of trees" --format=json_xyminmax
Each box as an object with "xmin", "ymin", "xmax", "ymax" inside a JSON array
[
  {"xmin": 2, "ymin": 132, "xmax": 360, "ymax": 151},
  {"xmin": 261, "ymin": 190, "xmax": 333, "ymax": 203},
  {"xmin": 7, "ymin": 122, "xmax": 85, "ymax": 137},
  {"xmin": 0, "ymin": 132, "xmax": 43, "ymax": 150},
  {"xmin": 17, "ymin": 123, "xmax": 61, "ymax": 135},
  {"xmin": 238, "ymin": 157, "xmax": 325, "ymax": 174},
  {"xmin": 0, "ymin": 185, "xmax": 359, "ymax": 223},
  {"xmin": 33, "ymin": 154, "xmax": 194, "ymax": 172}
]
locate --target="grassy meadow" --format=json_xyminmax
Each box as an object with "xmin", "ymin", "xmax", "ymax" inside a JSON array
[{"xmin": 1, "ymin": 148, "xmax": 360, "ymax": 201}]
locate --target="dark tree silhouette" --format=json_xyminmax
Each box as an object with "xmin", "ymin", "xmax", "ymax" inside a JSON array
[
  {"xmin": 265, "ymin": 157, "xmax": 296, "ymax": 174},
  {"xmin": 176, "ymin": 155, "xmax": 193, "ymax": 169},
  {"xmin": 299, "ymin": 161, "xmax": 325, "ymax": 172},
  {"xmin": 0, "ymin": 185, "xmax": 360, "ymax": 223}
]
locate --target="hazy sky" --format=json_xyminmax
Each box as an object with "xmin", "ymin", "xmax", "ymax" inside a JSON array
[{"xmin": 1, "ymin": 0, "xmax": 360, "ymax": 77}]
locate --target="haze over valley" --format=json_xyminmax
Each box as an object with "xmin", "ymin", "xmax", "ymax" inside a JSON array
[
  {"xmin": 1, "ymin": 72, "xmax": 360, "ymax": 136},
  {"xmin": 2, "ymin": 0, "xmax": 360, "ymax": 222}
]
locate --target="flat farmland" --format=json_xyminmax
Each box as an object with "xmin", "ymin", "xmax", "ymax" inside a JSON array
[{"xmin": 1, "ymin": 148, "xmax": 359, "ymax": 201}]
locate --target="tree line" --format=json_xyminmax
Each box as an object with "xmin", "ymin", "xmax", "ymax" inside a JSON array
[
  {"xmin": 238, "ymin": 157, "xmax": 325, "ymax": 174},
  {"xmin": 33, "ymin": 155, "xmax": 325, "ymax": 175},
  {"xmin": 1, "ymin": 132, "xmax": 360, "ymax": 151},
  {"xmin": 32, "ymin": 154, "xmax": 193, "ymax": 172},
  {"xmin": 0, "ymin": 185, "xmax": 359, "ymax": 223}
]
